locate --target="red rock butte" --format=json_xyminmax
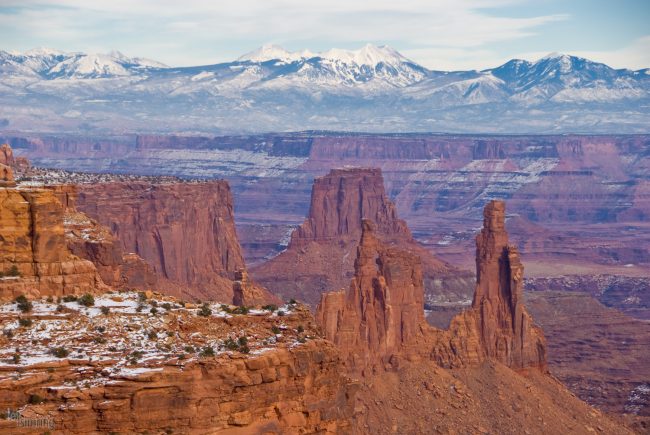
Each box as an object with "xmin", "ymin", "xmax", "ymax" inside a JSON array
[
  {"xmin": 317, "ymin": 200, "xmax": 547, "ymax": 372},
  {"xmin": 252, "ymin": 167, "xmax": 472, "ymax": 306}
]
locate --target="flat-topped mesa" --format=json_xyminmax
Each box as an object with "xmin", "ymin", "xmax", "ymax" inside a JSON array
[
  {"xmin": 471, "ymin": 200, "xmax": 546, "ymax": 369},
  {"xmin": 316, "ymin": 219, "xmax": 426, "ymax": 370},
  {"xmin": 291, "ymin": 168, "xmax": 412, "ymax": 245}
]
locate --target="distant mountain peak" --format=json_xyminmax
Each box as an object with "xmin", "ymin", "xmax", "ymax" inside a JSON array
[{"xmin": 237, "ymin": 43, "xmax": 414, "ymax": 67}]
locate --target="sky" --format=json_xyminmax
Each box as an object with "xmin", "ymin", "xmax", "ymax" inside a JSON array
[{"xmin": 1, "ymin": 0, "xmax": 649, "ymax": 70}]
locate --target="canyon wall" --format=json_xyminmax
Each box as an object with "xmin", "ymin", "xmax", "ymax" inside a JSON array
[
  {"xmin": 0, "ymin": 187, "xmax": 104, "ymax": 300},
  {"xmin": 252, "ymin": 168, "xmax": 473, "ymax": 306},
  {"xmin": 75, "ymin": 181, "xmax": 274, "ymax": 303},
  {"xmin": 316, "ymin": 200, "xmax": 546, "ymax": 373}
]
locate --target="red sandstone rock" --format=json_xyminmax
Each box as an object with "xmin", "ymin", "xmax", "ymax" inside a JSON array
[
  {"xmin": 232, "ymin": 269, "xmax": 280, "ymax": 306},
  {"xmin": 0, "ymin": 187, "xmax": 105, "ymax": 300},
  {"xmin": 317, "ymin": 200, "xmax": 547, "ymax": 373},
  {"xmin": 253, "ymin": 168, "xmax": 470, "ymax": 306}
]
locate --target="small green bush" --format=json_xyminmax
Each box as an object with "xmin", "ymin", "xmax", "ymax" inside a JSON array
[
  {"xmin": 276, "ymin": 310, "xmax": 285, "ymax": 317},
  {"xmin": 238, "ymin": 336, "xmax": 248, "ymax": 346},
  {"xmin": 271, "ymin": 326, "xmax": 281, "ymax": 334},
  {"xmin": 3, "ymin": 329, "xmax": 14, "ymax": 339},
  {"xmin": 28, "ymin": 394, "xmax": 44, "ymax": 404},
  {"xmin": 46, "ymin": 296, "xmax": 53, "ymax": 303},
  {"xmin": 162, "ymin": 302, "xmax": 172, "ymax": 311},
  {"xmin": 200, "ymin": 346, "xmax": 215, "ymax": 357},
  {"xmin": 288, "ymin": 298, "xmax": 297, "ymax": 305},
  {"xmin": 96, "ymin": 326, "xmax": 106, "ymax": 333},
  {"xmin": 297, "ymin": 325, "xmax": 304, "ymax": 333},
  {"xmin": 101, "ymin": 306, "xmax": 110, "ymax": 315},
  {"xmin": 51, "ymin": 347, "xmax": 69, "ymax": 358},
  {"xmin": 184, "ymin": 345, "xmax": 195, "ymax": 353},
  {"xmin": 150, "ymin": 307, "xmax": 158, "ymax": 315},
  {"xmin": 232, "ymin": 306, "xmax": 249, "ymax": 315},
  {"xmin": 18, "ymin": 318, "xmax": 32, "ymax": 328},
  {"xmin": 0, "ymin": 265, "xmax": 21, "ymax": 278},
  {"xmin": 262, "ymin": 304, "xmax": 278, "ymax": 312},
  {"xmin": 62, "ymin": 295, "xmax": 78, "ymax": 303},
  {"xmin": 240, "ymin": 345, "xmax": 250, "ymax": 354},
  {"xmin": 14, "ymin": 295, "xmax": 32, "ymax": 313},
  {"xmin": 12, "ymin": 353, "xmax": 20, "ymax": 364},
  {"xmin": 78, "ymin": 293, "xmax": 95, "ymax": 307},
  {"xmin": 223, "ymin": 338, "xmax": 238, "ymax": 351},
  {"xmin": 197, "ymin": 303, "xmax": 212, "ymax": 317}
]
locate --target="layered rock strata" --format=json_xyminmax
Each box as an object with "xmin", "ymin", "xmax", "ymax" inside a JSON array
[
  {"xmin": 75, "ymin": 181, "xmax": 274, "ymax": 303},
  {"xmin": 317, "ymin": 200, "xmax": 546, "ymax": 372},
  {"xmin": 0, "ymin": 187, "xmax": 104, "ymax": 300},
  {"xmin": 253, "ymin": 168, "xmax": 473, "ymax": 306}
]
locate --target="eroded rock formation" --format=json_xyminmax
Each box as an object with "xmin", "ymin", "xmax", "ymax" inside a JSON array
[
  {"xmin": 75, "ymin": 181, "xmax": 253, "ymax": 302},
  {"xmin": 253, "ymin": 168, "xmax": 472, "ymax": 306},
  {"xmin": 317, "ymin": 200, "xmax": 546, "ymax": 372},
  {"xmin": 232, "ymin": 269, "xmax": 281, "ymax": 307},
  {"xmin": 0, "ymin": 187, "xmax": 105, "ymax": 300}
]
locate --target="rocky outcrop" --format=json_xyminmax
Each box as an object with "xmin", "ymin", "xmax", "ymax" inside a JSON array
[
  {"xmin": 0, "ymin": 187, "xmax": 104, "ymax": 300},
  {"xmin": 316, "ymin": 220, "xmax": 426, "ymax": 369},
  {"xmin": 470, "ymin": 201, "xmax": 546, "ymax": 368},
  {"xmin": 0, "ymin": 143, "xmax": 14, "ymax": 166},
  {"xmin": 232, "ymin": 269, "xmax": 281, "ymax": 307},
  {"xmin": 317, "ymin": 200, "xmax": 547, "ymax": 372},
  {"xmin": 253, "ymin": 168, "xmax": 472, "ymax": 306},
  {"xmin": 0, "ymin": 291, "xmax": 356, "ymax": 434},
  {"xmin": 76, "ymin": 180, "xmax": 277, "ymax": 304}
]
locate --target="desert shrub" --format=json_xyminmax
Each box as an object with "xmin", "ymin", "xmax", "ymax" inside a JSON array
[
  {"xmin": 288, "ymin": 298, "xmax": 297, "ymax": 305},
  {"xmin": 0, "ymin": 265, "xmax": 21, "ymax": 278},
  {"xmin": 101, "ymin": 306, "xmax": 110, "ymax": 315},
  {"xmin": 223, "ymin": 338, "xmax": 238, "ymax": 351},
  {"xmin": 28, "ymin": 394, "xmax": 44, "ymax": 404},
  {"xmin": 276, "ymin": 310, "xmax": 285, "ymax": 317},
  {"xmin": 3, "ymin": 329, "xmax": 14, "ymax": 339},
  {"xmin": 12, "ymin": 353, "xmax": 20, "ymax": 364},
  {"xmin": 298, "ymin": 337, "xmax": 307, "ymax": 344},
  {"xmin": 232, "ymin": 306, "xmax": 249, "ymax": 315},
  {"xmin": 96, "ymin": 326, "xmax": 106, "ymax": 333},
  {"xmin": 162, "ymin": 302, "xmax": 172, "ymax": 311},
  {"xmin": 238, "ymin": 336, "xmax": 248, "ymax": 346},
  {"xmin": 136, "ymin": 304, "xmax": 144, "ymax": 313},
  {"xmin": 78, "ymin": 293, "xmax": 95, "ymax": 307},
  {"xmin": 55, "ymin": 304, "xmax": 64, "ymax": 313},
  {"xmin": 46, "ymin": 296, "xmax": 53, "ymax": 303},
  {"xmin": 93, "ymin": 337, "xmax": 107, "ymax": 344},
  {"xmin": 262, "ymin": 304, "xmax": 278, "ymax": 312},
  {"xmin": 150, "ymin": 300, "xmax": 158, "ymax": 307},
  {"xmin": 297, "ymin": 325, "xmax": 304, "ymax": 333},
  {"xmin": 199, "ymin": 346, "xmax": 215, "ymax": 357},
  {"xmin": 271, "ymin": 326, "xmax": 281, "ymax": 334},
  {"xmin": 18, "ymin": 318, "xmax": 32, "ymax": 328},
  {"xmin": 150, "ymin": 307, "xmax": 158, "ymax": 315},
  {"xmin": 108, "ymin": 346, "xmax": 117, "ymax": 352},
  {"xmin": 51, "ymin": 347, "xmax": 69, "ymax": 358},
  {"xmin": 184, "ymin": 345, "xmax": 195, "ymax": 353},
  {"xmin": 220, "ymin": 304, "xmax": 232, "ymax": 313},
  {"xmin": 138, "ymin": 292, "xmax": 147, "ymax": 301},
  {"xmin": 62, "ymin": 295, "xmax": 78, "ymax": 303},
  {"xmin": 240, "ymin": 345, "xmax": 250, "ymax": 354},
  {"xmin": 14, "ymin": 295, "xmax": 32, "ymax": 313},
  {"xmin": 147, "ymin": 330, "xmax": 157, "ymax": 340},
  {"xmin": 197, "ymin": 303, "xmax": 212, "ymax": 317}
]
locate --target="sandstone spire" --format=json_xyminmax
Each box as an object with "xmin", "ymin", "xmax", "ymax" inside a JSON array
[
  {"xmin": 317, "ymin": 200, "xmax": 547, "ymax": 372},
  {"xmin": 471, "ymin": 200, "xmax": 546, "ymax": 369}
]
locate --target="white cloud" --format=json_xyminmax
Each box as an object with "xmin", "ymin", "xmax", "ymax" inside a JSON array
[{"xmin": 0, "ymin": 0, "xmax": 569, "ymax": 68}]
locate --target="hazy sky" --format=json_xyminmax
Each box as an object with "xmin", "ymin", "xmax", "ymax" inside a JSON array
[{"xmin": 1, "ymin": 0, "xmax": 649, "ymax": 70}]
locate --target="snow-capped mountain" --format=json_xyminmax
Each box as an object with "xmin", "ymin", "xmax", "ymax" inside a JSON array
[
  {"xmin": 0, "ymin": 48, "xmax": 166, "ymax": 79},
  {"xmin": 0, "ymin": 44, "xmax": 648, "ymax": 133}
]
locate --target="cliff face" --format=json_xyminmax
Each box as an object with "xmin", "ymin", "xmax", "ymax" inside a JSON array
[
  {"xmin": 317, "ymin": 200, "xmax": 547, "ymax": 372},
  {"xmin": 0, "ymin": 187, "xmax": 104, "ymax": 300},
  {"xmin": 253, "ymin": 168, "xmax": 472, "ymax": 306},
  {"xmin": 76, "ymin": 181, "xmax": 249, "ymax": 302}
]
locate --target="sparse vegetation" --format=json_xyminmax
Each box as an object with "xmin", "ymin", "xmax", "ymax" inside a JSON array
[
  {"xmin": 51, "ymin": 347, "xmax": 70, "ymax": 358},
  {"xmin": 271, "ymin": 326, "xmax": 281, "ymax": 334},
  {"xmin": 150, "ymin": 307, "xmax": 158, "ymax": 315},
  {"xmin": 78, "ymin": 293, "xmax": 95, "ymax": 307},
  {"xmin": 184, "ymin": 345, "xmax": 195, "ymax": 353},
  {"xmin": 14, "ymin": 295, "xmax": 32, "ymax": 313},
  {"xmin": 162, "ymin": 302, "xmax": 172, "ymax": 311},
  {"xmin": 12, "ymin": 353, "xmax": 20, "ymax": 364},
  {"xmin": 28, "ymin": 394, "xmax": 44, "ymax": 404},
  {"xmin": 18, "ymin": 318, "xmax": 32, "ymax": 328},
  {"xmin": 232, "ymin": 306, "xmax": 249, "ymax": 315},
  {"xmin": 96, "ymin": 326, "xmax": 106, "ymax": 333},
  {"xmin": 262, "ymin": 304, "xmax": 278, "ymax": 312},
  {"xmin": 197, "ymin": 303, "xmax": 212, "ymax": 317},
  {"xmin": 3, "ymin": 329, "xmax": 14, "ymax": 339},
  {"xmin": 199, "ymin": 346, "xmax": 215, "ymax": 357},
  {"xmin": 62, "ymin": 295, "xmax": 78, "ymax": 303},
  {"xmin": 288, "ymin": 298, "xmax": 297, "ymax": 305},
  {"xmin": 277, "ymin": 310, "xmax": 286, "ymax": 317},
  {"xmin": 148, "ymin": 330, "xmax": 157, "ymax": 340},
  {"xmin": 0, "ymin": 265, "xmax": 21, "ymax": 278},
  {"xmin": 297, "ymin": 325, "xmax": 304, "ymax": 333},
  {"xmin": 101, "ymin": 306, "xmax": 110, "ymax": 315}
]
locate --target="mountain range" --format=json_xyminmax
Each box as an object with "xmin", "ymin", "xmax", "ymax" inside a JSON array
[{"xmin": 0, "ymin": 44, "xmax": 648, "ymax": 133}]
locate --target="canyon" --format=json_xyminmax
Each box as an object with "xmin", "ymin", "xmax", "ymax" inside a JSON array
[{"xmin": 0, "ymin": 141, "xmax": 647, "ymax": 432}]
